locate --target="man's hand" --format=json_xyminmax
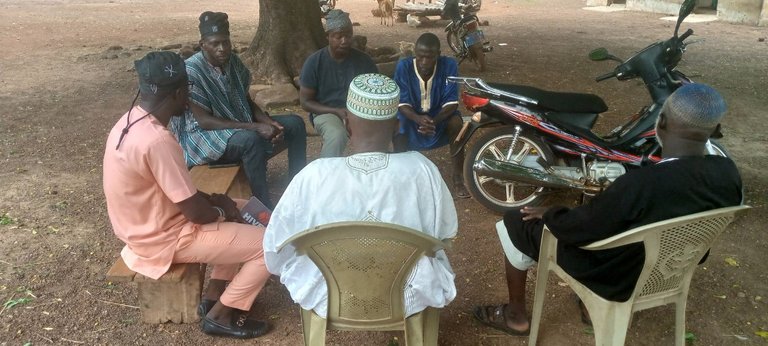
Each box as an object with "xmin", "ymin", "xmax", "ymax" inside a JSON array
[
  {"xmin": 416, "ymin": 115, "xmax": 436, "ymax": 136},
  {"xmin": 209, "ymin": 193, "xmax": 245, "ymax": 223},
  {"xmin": 520, "ymin": 206, "xmax": 549, "ymax": 221},
  {"xmin": 333, "ymin": 108, "xmax": 348, "ymax": 124},
  {"xmin": 267, "ymin": 119, "xmax": 285, "ymax": 144},
  {"xmin": 248, "ymin": 122, "xmax": 280, "ymax": 142}
]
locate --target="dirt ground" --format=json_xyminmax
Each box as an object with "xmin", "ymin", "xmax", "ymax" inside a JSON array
[{"xmin": 1, "ymin": 0, "xmax": 766, "ymax": 345}]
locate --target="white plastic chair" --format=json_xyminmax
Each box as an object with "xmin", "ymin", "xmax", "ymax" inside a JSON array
[
  {"xmin": 528, "ymin": 205, "xmax": 750, "ymax": 346},
  {"xmin": 278, "ymin": 221, "xmax": 451, "ymax": 346}
]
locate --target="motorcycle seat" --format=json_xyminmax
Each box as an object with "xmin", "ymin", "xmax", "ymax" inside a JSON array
[
  {"xmin": 487, "ymin": 82, "xmax": 608, "ymax": 114},
  {"xmin": 458, "ymin": 15, "xmax": 479, "ymax": 26}
]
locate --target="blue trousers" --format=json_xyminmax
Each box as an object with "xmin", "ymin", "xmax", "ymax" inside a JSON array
[{"xmin": 217, "ymin": 114, "xmax": 307, "ymax": 208}]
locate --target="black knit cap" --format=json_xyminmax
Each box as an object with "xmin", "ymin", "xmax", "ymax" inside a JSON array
[
  {"xmin": 134, "ymin": 51, "xmax": 187, "ymax": 95},
  {"xmin": 199, "ymin": 11, "xmax": 230, "ymax": 38}
]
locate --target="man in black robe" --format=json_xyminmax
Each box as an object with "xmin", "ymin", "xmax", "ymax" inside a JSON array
[{"xmin": 473, "ymin": 83, "xmax": 743, "ymax": 335}]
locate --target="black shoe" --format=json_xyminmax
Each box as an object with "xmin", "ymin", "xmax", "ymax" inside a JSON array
[
  {"xmin": 198, "ymin": 299, "xmax": 217, "ymax": 318},
  {"xmin": 201, "ymin": 314, "xmax": 269, "ymax": 339}
]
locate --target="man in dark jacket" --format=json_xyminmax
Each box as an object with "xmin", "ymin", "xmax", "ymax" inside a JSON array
[{"xmin": 473, "ymin": 83, "xmax": 743, "ymax": 335}]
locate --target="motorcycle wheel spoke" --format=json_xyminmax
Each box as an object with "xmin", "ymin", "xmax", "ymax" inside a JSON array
[
  {"xmin": 505, "ymin": 183, "xmax": 516, "ymax": 203},
  {"xmin": 477, "ymin": 175, "xmax": 494, "ymax": 185},
  {"xmin": 487, "ymin": 143, "xmax": 507, "ymax": 161},
  {"xmin": 510, "ymin": 142, "xmax": 533, "ymax": 163}
]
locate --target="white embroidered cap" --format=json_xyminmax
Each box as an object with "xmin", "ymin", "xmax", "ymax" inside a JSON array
[{"xmin": 346, "ymin": 73, "xmax": 400, "ymax": 121}]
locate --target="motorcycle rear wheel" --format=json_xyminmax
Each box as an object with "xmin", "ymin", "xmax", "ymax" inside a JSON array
[
  {"xmin": 446, "ymin": 30, "xmax": 462, "ymax": 56},
  {"xmin": 464, "ymin": 126, "xmax": 555, "ymax": 214}
]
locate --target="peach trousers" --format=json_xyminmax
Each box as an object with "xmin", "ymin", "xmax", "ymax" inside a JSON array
[{"xmin": 172, "ymin": 200, "xmax": 270, "ymax": 311}]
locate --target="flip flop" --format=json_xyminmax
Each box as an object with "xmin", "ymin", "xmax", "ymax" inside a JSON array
[{"xmin": 472, "ymin": 304, "xmax": 530, "ymax": 336}]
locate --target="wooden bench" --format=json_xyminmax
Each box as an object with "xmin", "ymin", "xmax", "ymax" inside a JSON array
[
  {"xmin": 189, "ymin": 141, "xmax": 288, "ymax": 200},
  {"xmin": 106, "ymin": 258, "xmax": 204, "ymax": 324}
]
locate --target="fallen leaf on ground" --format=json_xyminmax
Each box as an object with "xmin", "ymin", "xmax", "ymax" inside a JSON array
[
  {"xmin": 756, "ymin": 330, "xmax": 768, "ymax": 340},
  {"xmin": 724, "ymin": 257, "xmax": 740, "ymax": 267}
]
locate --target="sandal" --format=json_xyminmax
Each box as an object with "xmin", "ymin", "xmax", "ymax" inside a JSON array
[
  {"xmin": 472, "ymin": 304, "xmax": 530, "ymax": 336},
  {"xmin": 454, "ymin": 182, "xmax": 471, "ymax": 199}
]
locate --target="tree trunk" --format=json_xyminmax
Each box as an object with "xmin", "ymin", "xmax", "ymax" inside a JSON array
[{"xmin": 243, "ymin": 0, "xmax": 328, "ymax": 84}]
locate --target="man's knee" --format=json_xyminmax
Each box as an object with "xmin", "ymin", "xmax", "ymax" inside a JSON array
[
  {"xmin": 227, "ymin": 131, "xmax": 269, "ymax": 165},
  {"xmin": 277, "ymin": 114, "xmax": 307, "ymax": 138},
  {"xmin": 503, "ymin": 209, "xmax": 524, "ymax": 233},
  {"xmin": 320, "ymin": 122, "xmax": 347, "ymax": 142}
]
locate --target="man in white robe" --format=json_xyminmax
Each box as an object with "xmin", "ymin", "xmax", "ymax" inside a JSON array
[{"xmin": 263, "ymin": 73, "xmax": 458, "ymax": 318}]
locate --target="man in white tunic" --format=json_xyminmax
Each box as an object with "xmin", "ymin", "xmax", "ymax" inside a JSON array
[{"xmin": 264, "ymin": 73, "xmax": 458, "ymax": 318}]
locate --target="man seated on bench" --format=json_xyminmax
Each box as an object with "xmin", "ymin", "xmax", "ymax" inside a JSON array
[
  {"xmin": 472, "ymin": 83, "xmax": 743, "ymax": 336},
  {"xmin": 104, "ymin": 52, "xmax": 271, "ymax": 339},
  {"xmin": 263, "ymin": 73, "xmax": 458, "ymax": 319},
  {"xmin": 392, "ymin": 33, "xmax": 469, "ymax": 198},
  {"xmin": 171, "ymin": 11, "xmax": 306, "ymax": 208}
]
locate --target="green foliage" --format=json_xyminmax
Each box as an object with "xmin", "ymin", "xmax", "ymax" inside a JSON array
[
  {"xmin": 3, "ymin": 297, "xmax": 32, "ymax": 309},
  {"xmin": 0, "ymin": 213, "xmax": 13, "ymax": 225}
]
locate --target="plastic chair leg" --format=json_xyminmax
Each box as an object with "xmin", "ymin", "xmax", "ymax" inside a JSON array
[
  {"xmin": 675, "ymin": 300, "xmax": 687, "ymax": 346},
  {"xmin": 528, "ymin": 267, "xmax": 550, "ymax": 346},
  {"xmin": 422, "ymin": 307, "xmax": 440, "ymax": 346},
  {"xmin": 591, "ymin": 304, "xmax": 631, "ymax": 346},
  {"xmin": 405, "ymin": 310, "xmax": 426, "ymax": 346},
  {"xmin": 529, "ymin": 231, "xmax": 556, "ymax": 346},
  {"xmin": 301, "ymin": 308, "xmax": 327, "ymax": 346}
]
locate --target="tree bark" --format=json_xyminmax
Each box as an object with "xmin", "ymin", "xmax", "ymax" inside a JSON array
[{"xmin": 243, "ymin": 0, "xmax": 328, "ymax": 84}]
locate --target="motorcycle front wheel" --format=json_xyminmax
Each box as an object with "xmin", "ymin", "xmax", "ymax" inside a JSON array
[{"xmin": 464, "ymin": 126, "xmax": 555, "ymax": 214}]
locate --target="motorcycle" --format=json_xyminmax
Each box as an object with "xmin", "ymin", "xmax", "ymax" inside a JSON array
[
  {"xmin": 449, "ymin": 0, "xmax": 726, "ymax": 213},
  {"xmin": 443, "ymin": 0, "xmax": 491, "ymax": 71},
  {"xmin": 319, "ymin": 0, "xmax": 335, "ymax": 17}
]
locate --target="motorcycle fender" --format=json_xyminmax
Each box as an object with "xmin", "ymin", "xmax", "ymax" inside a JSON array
[{"xmin": 450, "ymin": 118, "xmax": 502, "ymax": 157}]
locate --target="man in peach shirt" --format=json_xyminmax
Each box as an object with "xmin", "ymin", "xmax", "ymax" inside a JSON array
[{"xmin": 103, "ymin": 51, "xmax": 269, "ymax": 339}]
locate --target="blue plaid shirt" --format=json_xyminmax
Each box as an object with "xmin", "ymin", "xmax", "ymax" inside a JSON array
[{"xmin": 170, "ymin": 52, "xmax": 252, "ymax": 166}]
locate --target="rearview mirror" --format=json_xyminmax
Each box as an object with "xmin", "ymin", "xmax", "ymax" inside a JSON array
[
  {"xmin": 674, "ymin": 0, "xmax": 697, "ymax": 37},
  {"xmin": 589, "ymin": 48, "xmax": 610, "ymax": 61},
  {"xmin": 678, "ymin": 0, "xmax": 696, "ymax": 20},
  {"xmin": 589, "ymin": 48, "xmax": 622, "ymax": 62}
]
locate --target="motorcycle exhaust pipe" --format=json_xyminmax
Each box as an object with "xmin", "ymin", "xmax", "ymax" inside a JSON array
[{"xmin": 473, "ymin": 159, "xmax": 601, "ymax": 193}]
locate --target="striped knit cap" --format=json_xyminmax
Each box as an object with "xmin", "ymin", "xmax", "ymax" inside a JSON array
[
  {"xmin": 346, "ymin": 73, "xmax": 400, "ymax": 121},
  {"xmin": 662, "ymin": 83, "xmax": 727, "ymax": 129}
]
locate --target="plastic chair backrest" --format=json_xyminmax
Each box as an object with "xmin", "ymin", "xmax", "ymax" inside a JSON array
[
  {"xmin": 280, "ymin": 221, "xmax": 447, "ymax": 330},
  {"xmin": 581, "ymin": 205, "xmax": 750, "ymax": 301}
]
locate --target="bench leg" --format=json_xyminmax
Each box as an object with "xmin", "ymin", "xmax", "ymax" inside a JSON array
[{"xmin": 136, "ymin": 264, "xmax": 203, "ymax": 323}]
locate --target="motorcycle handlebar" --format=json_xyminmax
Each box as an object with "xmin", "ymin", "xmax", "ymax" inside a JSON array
[
  {"xmin": 595, "ymin": 71, "xmax": 616, "ymax": 82},
  {"xmin": 679, "ymin": 28, "xmax": 694, "ymax": 42}
]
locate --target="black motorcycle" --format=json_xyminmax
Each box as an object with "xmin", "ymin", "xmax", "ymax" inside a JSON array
[
  {"xmin": 442, "ymin": 0, "xmax": 491, "ymax": 71},
  {"xmin": 449, "ymin": 0, "xmax": 725, "ymax": 213}
]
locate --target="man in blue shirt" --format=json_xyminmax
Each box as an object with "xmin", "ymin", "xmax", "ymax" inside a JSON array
[{"xmin": 392, "ymin": 33, "xmax": 468, "ymax": 198}]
